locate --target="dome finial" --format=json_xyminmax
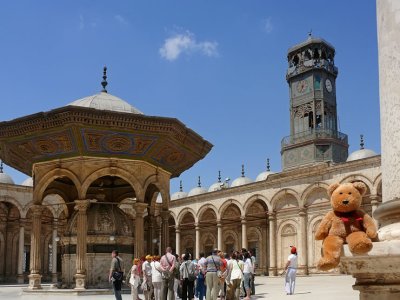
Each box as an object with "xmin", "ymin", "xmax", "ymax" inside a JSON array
[
  {"xmin": 197, "ymin": 176, "xmax": 202, "ymax": 187},
  {"xmin": 241, "ymin": 164, "xmax": 245, "ymax": 177},
  {"xmin": 267, "ymin": 158, "xmax": 270, "ymax": 172},
  {"xmin": 101, "ymin": 66, "xmax": 108, "ymax": 93},
  {"xmin": 179, "ymin": 180, "xmax": 183, "ymax": 192},
  {"xmin": 360, "ymin": 134, "xmax": 365, "ymax": 150},
  {"xmin": 218, "ymin": 171, "xmax": 221, "ymax": 183},
  {"xmin": 0, "ymin": 160, "xmax": 3, "ymax": 173},
  {"xmin": 308, "ymin": 29, "xmax": 312, "ymax": 39}
]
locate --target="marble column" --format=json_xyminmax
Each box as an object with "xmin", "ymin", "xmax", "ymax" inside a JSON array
[
  {"xmin": 160, "ymin": 210, "xmax": 170, "ymax": 253},
  {"xmin": 74, "ymin": 200, "xmax": 90, "ymax": 290},
  {"xmin": 147, "ymin": 215, "xmax": 155, "ymax": 255},
  {"xmin": 241, "ymin": 218, "xmax": 248, "ymax": 250},
  {"xmin": 298, "ymin": 209, "xmax": 308, "ymax": 275},
  {"xmin": 340, "ymin": 2, "xmax": 400, "ymax": 299},
  {"xmin": 175, "ymin": 227, "xmax": 181, "ymax": 255},
  {"xmin": 195, "ymin": 224, "xmax": 200, "ymax": 259},
  {"xmin": 217, "ymin": 222, "xmax": 222, "ymax": 251},
  {"xmin": 268, "ymin": 213, "xmax": 277, "ymax": 276},
  {"xmin": 0, "ymin": 218, "xmax": 6, "ymax": 282},
  {"xmin": 134, "ymin": 203, "xmax": 148, "ymax": 258},
  {"xmin": 51, "ymin": 220, "xmax": 58, "ymax": 283},
  {"xmin": 28, "ymin": 205, "xmax": 42, "ymax": 289},
  {"xmin": 17, "ymin": 219, "xmax": 25, "ymax": 284}
]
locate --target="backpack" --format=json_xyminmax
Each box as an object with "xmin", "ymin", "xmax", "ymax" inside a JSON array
[{"xmin": 174, "ymin": 260, "xmax": 180, "ymax": 279}]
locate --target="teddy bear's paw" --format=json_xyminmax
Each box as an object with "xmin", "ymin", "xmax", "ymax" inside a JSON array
[
  {"xmin": 317, "ymin": 257, "xmax": 339, "ymax": 271},
  {"xmin": 350, "ymin": 239, "xmax": 373, "ymax": 254}
]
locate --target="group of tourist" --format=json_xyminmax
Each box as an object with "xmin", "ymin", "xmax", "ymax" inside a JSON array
[{"xmin": 109, "ymin": 246, "xmax": 298, "ymax": 300}]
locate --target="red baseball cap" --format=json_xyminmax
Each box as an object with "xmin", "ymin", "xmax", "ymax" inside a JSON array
[{"xmin": 290, "ymin": 246, "xmax": 297, "ymax": 254}]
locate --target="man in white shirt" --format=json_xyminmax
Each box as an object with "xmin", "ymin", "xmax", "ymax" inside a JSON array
[
  {"xmin": 142, "ymin": 255, "xmax": 154, "ymax": 300},
  {"xmin": 284, "ymin": 246, "xmax": 298, "ymax": 295}
]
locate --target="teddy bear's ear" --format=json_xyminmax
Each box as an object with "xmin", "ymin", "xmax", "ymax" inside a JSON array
[
  {"xmin": 327, "ymin": 183, "xmax": 340, "ymax": 196},
  {"xmin": 352, "ymin": 181, "xmax": 367, "ymax": 196}
]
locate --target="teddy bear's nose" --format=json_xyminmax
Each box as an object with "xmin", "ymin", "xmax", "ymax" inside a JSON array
[{"xmin": 342, "ymin": 200, "xmax": 349, "ymax": 205}]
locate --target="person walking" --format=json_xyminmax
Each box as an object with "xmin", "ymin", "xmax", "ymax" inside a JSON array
[
  {"xmin": 218, "ymin": 251, "xmax": 228, "ymax": 300},
  {"xmin": 143, "ymin": 255, "xmax": 154, "ymax": 300},
  {"xmin": 204, "ymin": 248, "xmax": 221, "ymax": 300},
  {"xmin": 160, "ymin": 247, "xmax": 176, "ymax": 300},
  {"xmin": 196, "ymin": 252, "xmax": 206, "ymax": 300},
  {"xmin": 127, "ymin": 258, "xmax": 141, "ymax": 300},
  {"xmin": 151, "ymin": 256, "xmax": 163, "ymax": 300},
  {"xmin": 284, "ymin": 246, "xmax": 298, "ymax": 295},
  {"xmin": 226, "ymin": 252, "xmax": 244, "ymax": 300},
  {"xmin": 109, "ymin": 250, "xmax": 125, "ymax": 300},
  {"xmin": 180, "ymin": 253, "xmax": 196, "ymax": 300},
  {"xmin": 242, "ymin": 252, "xmax": 253, "ymax": 300}
]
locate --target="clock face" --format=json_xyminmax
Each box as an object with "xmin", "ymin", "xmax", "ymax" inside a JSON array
[
  {"xmin": 296, "ymin": 79, "xmax": 308, "ymax": 94},
  {"xmin": 325, "ymin": 79, "xmax": 333, "ymax": 93}
]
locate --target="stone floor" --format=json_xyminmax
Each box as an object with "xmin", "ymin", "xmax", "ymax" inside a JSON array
[{"xmin": 0, "ymin": 275, "xmax": 359, "ymax": 299}]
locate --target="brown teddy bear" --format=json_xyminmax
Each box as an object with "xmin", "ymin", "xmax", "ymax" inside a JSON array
[{"xmin": 315, "ymin": 182, "xmax": 377, "ymax": 271}]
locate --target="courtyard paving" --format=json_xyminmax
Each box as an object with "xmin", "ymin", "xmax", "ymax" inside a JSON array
[{"xmin": 0, "ymin": 275, "xmax": 359, "ymax": 299}]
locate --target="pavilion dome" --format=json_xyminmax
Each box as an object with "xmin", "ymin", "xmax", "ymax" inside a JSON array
[
  {"xmin": 0, "ymin": 163, "xmax": 14, "ymax": 185},
  {"xmin": 231, "ymin": 165, "xmax": 253, "ymax": 187},
  {"xmin": 69, "ymin": 92, "xmax": 143, "ymax": 114},
  {"xmin": 188, "ymin": 177, "xmax": 207, "ymax": 196},
  {"xmin": 21, "ymin": 177, "xmax": 33, "ymax": 187},
  {"xmin": 256, "ymin": 159, "xmax": 275, "ymax": 181},
  {"xmin": 346, "ymin": 135, "xmax": 378, "ymax": 162}
]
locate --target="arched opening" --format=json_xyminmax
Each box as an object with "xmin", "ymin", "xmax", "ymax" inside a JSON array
[
  {"xmin": 0, "ymin": 201, "xmax": 21, "ymax": 282},
  {"xmin": 246, "ymin": 200, "xmax": 269, "ymax": 272},
  {"xmin": 180, "ymin": 212, "xmax": 195, "ymax": 255},
  {"xmin": 221, "ymin": 203, "xmax": 242, "ymax": 253},
  {"xmin": 279, "ymin": 224, "xmax": 297, "ymax": 269},
  {"xmin": 198, "ymin": 208, "xmax": 217, "ymax": 254}
]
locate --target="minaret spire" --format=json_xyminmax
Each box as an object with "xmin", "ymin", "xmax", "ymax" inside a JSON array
[
  {"xmin": 197, "ymin": 176, "xmax": 201, "ymax": 187},
  {"xmin": 267, "ymin": 158, "xmax": 270, "ymax": 172},
  {"xmin": 0, "ymin": 160, "xmax": 3, "ymax": 173},
  {"xmin": 101, "ymin": 66, "xmax": 108, "ymax": 93},
  {"xmin": 241, "ymin": 164, "xmax": 245, "ymax": 177},
  {"xmin": 360, "ymin": 134, "xmax": 365, "ymax": 150},
  {"xmin": 218, "ymin": 171, "xmax": 221, "ymax": 183},
  {"xmin": 179, "ymin": 180, "xmax": 183, "ymax": 192}
]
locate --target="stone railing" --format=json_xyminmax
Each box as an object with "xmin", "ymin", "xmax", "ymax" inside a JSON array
[{"xmin": 281, "ymin": 128, "xmax": 348, "ymax": 148}]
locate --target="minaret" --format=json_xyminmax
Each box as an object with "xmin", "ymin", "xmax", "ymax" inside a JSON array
[{"xmin": 281, "ymin": 33, "xmax": 349, "ymax": 170}]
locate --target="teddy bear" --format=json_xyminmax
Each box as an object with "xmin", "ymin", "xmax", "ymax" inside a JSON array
[{"xmin": 315, "ymin": 181, "xmax": 377, "ymax": 271}]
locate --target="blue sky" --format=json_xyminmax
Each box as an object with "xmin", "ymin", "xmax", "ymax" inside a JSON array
[{"xmin": 0, "ymin": 1, "xmax": 380, "ymax": 194}]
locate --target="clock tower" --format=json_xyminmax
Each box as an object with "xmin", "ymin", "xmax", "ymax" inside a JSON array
[{"xmin": 281, "ymin": 34, "xmax": 348, "ymax": 170}]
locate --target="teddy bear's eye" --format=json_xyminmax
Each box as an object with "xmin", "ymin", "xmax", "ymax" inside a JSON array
[
  {"xmin": 348, "ymin": 192, "xmax": 352, "ymax": 195},
  {"xmin": 339, "ymin": 192, "xmax": 343, "ymax": 195}
]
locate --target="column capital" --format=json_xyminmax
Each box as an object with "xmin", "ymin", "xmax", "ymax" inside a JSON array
[
  {"xmin": 268, "ymin": 212, "xmax": 276, "ymax": 221},
  {"xmin": 134, "ymin": 202, "xmax": 148, "ymax": 216},
  {"xmin": 217, "ymin": 222, "xmax": 222, "ymax": 228},
  {"xmin": 370, "ymin": 194, "xmax": 381, "ymax": 205},
  {"xmin": 19, "ymin": 218, "xmax": 28, "ymax": 228},
  {"xmin": 241, "ymin": 217, "xmax": 247, "ymax": 224},
  {"xmin": 160, "ymin": 210, "xmax": 170, "ymax": 220},
  {"xmin": 175, "ymin": 227, "xmax": 181, "ymax": 233},
  {"xmin": 74, "ymin": 200, "xmax": 90, "ymax": 212},
  {"xmin": 31, "ymin": 205, "xmax": 43, "ymax": 217},
  {"xmin": 298, "ymin": 208, "xmax": 307, "ymax": 217},
  {"xmin": 195, "ymin": 223, "xmax": 200, "ymax": 231}
]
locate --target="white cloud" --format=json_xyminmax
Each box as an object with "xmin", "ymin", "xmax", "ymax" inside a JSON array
[
  {"xmin": 115, "ymin": 14, "xmax": 128, "ymax": 25},
  {"xmin": 159, "ymin": 31, "xmax": 218, "ymax": 61},
  {"xmin": 263, "ymin": 17, "xmax": 273, "ymax": 33},
  {"xmin": 79, "ymin": 14, "xmax": 85, "ymax": 30}
]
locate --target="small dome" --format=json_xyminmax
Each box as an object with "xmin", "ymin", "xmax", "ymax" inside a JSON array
[
  {"xmin": 171, "ymin": 180, "xmax": 188, "ymax": 200},
  {"xmin": 347, "ymin": 149, "xmax": 377, "ymax": 162},
  {"xmin": 188, "ymin": 187, "xmax": 207, "ymax": 196},
  {"xmin": 69, "ymin": 92, "xmax": 143, "ymax": 114},
  {"xmin": 21, "ymin": 177, "xmax": 33, "ymax": 186},
  {"xmin": 0, "ymin": 162, "xmax": 14, "ymax": 185},
  {"xmin": 188, "ymin": 176, "xmax": 207, "ymax": 196},
  {"xmin": 171, "ymin": 191, "xmax": 188, "ymax": 200},
  {"xmin": 346, "ymin": 135, "xmax": 378, "ymax": 162},
  {"xmin": 256, "ymin": 171, "xmax": 274, "ymax": 182},
  {"xmin": 208, "ymin": 171, "xmax": 228, "ymax": 192},
  {"xmin": 256, "ymin": 159, "xmax": 274, "ymax": 181},
  {"xmin": 231, "ymin": 164, "xmax": 253, "ymax": 187},
  {"xmin": 0, "ymin": 172, "xmax": 14, "ymax": 185}
]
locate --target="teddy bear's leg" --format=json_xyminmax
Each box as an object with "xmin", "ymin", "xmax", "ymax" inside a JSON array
[
  {"xmin": 346, "ymin": 231, "xmax": 373, "ymax": 254},
  {"xmin": 317, "ymin": 235, "xmax": 344, "ymax": 271}
]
